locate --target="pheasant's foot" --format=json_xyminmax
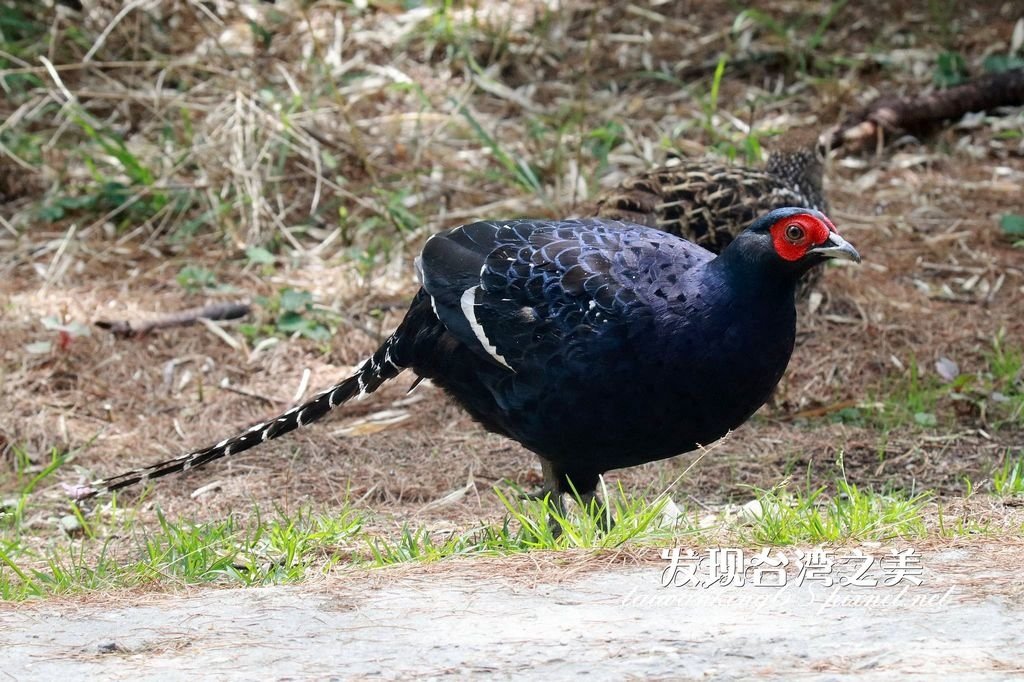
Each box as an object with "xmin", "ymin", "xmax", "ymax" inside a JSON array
[
  {"xmin": 545, "ymin": 492, "xmax": 567, "ymax": 538},
  {"xmin": 520, "ymin": 485, "xmax": 556, "ymax": 501}
]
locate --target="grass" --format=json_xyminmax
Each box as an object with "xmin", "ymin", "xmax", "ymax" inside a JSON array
[
  {"xmin": 993, "ymin": 454, "xmax": 1024, "ymax": 497},
  {"xmin": 0, "ymin": 506, "xmax": 363, "ymax": 600},
  {"xmin": 828, "ymin": 333, "xmax": 1024, "ymax": 432},
  {"xmin": 141, "ymin": 506, "xmax": 361, "ymax": 585},
  {"xmin": 1, "ymin": 465, "xmax": 1013, "ymax": 601},
  {"xmin": 0, "ymin": 445, "xmax": 359, "ymax": 598},
  {"xmin": 4, "ymin": 0, "xmax": 870, "ymax": 252},
  {"xmin": 1, "ymin": 479, "xmax": 688, "ymax": 598},
  {"xmin": 732, "ymin": 0, "xmax": 850, "ymax": 75},
  {"xmin": 2, "ymin": 448, "xmax": 70, "ymax": 531},
  {"xmin": 742, "ymin": 478, "xmax": 930, "ymax": 545}
]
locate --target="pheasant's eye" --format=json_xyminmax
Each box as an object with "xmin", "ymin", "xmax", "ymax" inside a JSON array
[{"xmin": 784, "ymin": 224, "xmax": 805, "ymax": 242}]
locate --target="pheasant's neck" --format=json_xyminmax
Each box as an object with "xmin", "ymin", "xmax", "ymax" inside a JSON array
[
  {"xmin": 766, "ymin": 152, "xmax": 824, "ymax": 205},
  {"xmin": 706, "ymin": 244, "xmax": 801, "ymax": 310}
]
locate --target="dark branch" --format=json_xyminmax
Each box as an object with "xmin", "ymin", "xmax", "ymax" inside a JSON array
[
  {"xmin": 95, "ymin": 301, "xmax": 252, "ymax": 339},
  {"xmin": 825, "ymin": 68, "xmax": 1024, "ymax": 151}
]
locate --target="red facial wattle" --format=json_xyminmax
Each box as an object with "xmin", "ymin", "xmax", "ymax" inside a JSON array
[{"xmin": 769, "ymin": 213, "xmax": 835, "ymax": 261}]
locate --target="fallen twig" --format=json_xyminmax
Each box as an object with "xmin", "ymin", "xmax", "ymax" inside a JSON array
[
  {"xmin": 785, "ymin": 399, "xmax": 859, "ymax": 421},
  {"xmin": 218, "ymin": 380, "xmax": 287, "ymax": 407},
  {"xmin": 95, "ymin": 301, "xmax": 252, "ymax": 338},
  {"xmin": 825, "ymin": 68, "xmax": 1024, "ymax": 151}
]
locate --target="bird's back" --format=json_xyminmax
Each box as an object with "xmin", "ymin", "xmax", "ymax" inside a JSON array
[
  {"xmin": 596, "ymin": 157, "xmax": 825, "ymax": 250},
  {"xmin": 595, "ymin": 140, "xmax": 827, "ymax": 299}
]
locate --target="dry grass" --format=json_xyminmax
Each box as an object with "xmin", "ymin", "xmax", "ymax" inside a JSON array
[{"xmin": 1, "ymin": 0, "xmax": 1023, "ymax": 592}]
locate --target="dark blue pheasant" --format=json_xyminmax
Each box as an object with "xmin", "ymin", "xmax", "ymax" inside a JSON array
[{"xmin": 73, "ymin": 208, "xmax": 859, "ymax": 509}]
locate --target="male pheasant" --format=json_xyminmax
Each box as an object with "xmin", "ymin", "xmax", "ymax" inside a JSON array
[
  {"xmin": 595, "ymin": 132, "xmax": 828, "ymax": 297},
  {"xmin": 72, "ymin": 208, "xmax": 859, "ymax": 515}
]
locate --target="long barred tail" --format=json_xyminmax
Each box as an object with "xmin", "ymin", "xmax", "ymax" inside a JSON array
[{"xmin": 71, "ymin": 334, "xmax": 407, "ymax": 500}]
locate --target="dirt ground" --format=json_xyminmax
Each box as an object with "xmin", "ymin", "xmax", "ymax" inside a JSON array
[
  {"xmin": 3, "ymin": 543, "xmax": 1024, "ymax": 679},
  {"xmin": 5, "ymin": 145, "xmax": 1023, "ymax": 531},
  {"xmin": 1, "ymin": 0, "xmax": 1022, "ymax": 527}
]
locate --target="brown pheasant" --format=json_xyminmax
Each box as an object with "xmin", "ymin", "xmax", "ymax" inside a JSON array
[
  {"xmin": 0, "ymin": 156, "xmax": 42, "ymax": 205},
  {"xmin": 595, "ymin": 131, "xmax": 828, "ymax": 297}
]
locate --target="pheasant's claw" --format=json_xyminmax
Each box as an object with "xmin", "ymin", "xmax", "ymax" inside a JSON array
[{"xmin": 520, "ymin": 486, "xmax": 555, "ymax": 501}]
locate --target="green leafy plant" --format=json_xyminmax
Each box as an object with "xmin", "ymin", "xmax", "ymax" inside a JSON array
[
  {"xmin": 0, "ymin": 4, "xmax": 47, "ymax": 92},
  {"xmin": 934, "ymin": 51, "xmax": 968, "ymax": 87},
  {"xmin": 586, "ymin": 120, "xmax": 626, "ymax": 175},
  {"xmin": 1000, "ymin": 214, "xmax": 1024, "ymax": 248},
  {"xmin": 245, "ymin": 246, "xmax": 276, "ymax": 266},
  {"xmin": 243, "ymin": 288, "xmax": 333, "ymax": 342},
  {"xmin": 176, "ymin": 265, "xmax": 219, "ymax": 293}
]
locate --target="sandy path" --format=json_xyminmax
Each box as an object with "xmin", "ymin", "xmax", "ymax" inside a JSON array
[{"xmin": 2, "ymin": 546, "xmax": 1022, "ymax": 680}]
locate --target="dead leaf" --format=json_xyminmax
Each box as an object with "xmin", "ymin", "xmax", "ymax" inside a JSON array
[{"xmin": 935, "ymin": 356, "xmax": 959, "ymax": 382}]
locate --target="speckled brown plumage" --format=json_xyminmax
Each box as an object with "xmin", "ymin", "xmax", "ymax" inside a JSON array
[
  {"xmin": 0, "ymin": 156, "xmax": 42, "ymax": 204},
  {"xmin": 595, "ymin": 133, "xmax": 828, "ymax": 297}
]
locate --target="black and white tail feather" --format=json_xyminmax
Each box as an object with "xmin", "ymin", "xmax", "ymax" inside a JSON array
[{"xmin": 70, "ymin": 334, "xmax": 407, "ymax": 500}]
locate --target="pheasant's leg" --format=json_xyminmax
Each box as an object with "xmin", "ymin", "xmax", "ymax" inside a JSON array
[
  {"xmin": 546, "ymin": 492, "xmax": 567, "ymax": 537},
  {"xmin": 520, "ymin": 458, "xmax": 560, "ymax": 500},
  {"xmin": 518, "ymin": 458, "xmax": 568, "ymax": 537}
]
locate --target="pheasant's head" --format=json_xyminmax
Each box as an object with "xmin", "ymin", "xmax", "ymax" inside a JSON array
[
  {"xmin": 764, "ymin": 129, "xmax": 828, "ymax": 205},
  {"xmin": 723, "ymin": 207, "xmax": 860, "ymax": 281}
]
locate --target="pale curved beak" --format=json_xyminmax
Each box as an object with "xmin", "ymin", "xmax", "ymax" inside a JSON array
[{"xmin": 809, "ymin": 232, "xmax": 861, "ymax": 263}]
